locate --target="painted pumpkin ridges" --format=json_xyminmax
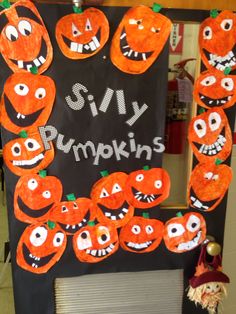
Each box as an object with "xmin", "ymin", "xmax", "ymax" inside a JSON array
[
  {"xmin": 14, "ymin": 172, "xmax": 63, "ymax": 223},
  {"xmin": 119, "ymin": 213, "xmax": 164, "ymax": 253},
  {"xmin": 1, "ymin": 71, "xmax": 56, "ymax": 134},
  {"xmin": 3, "ymin": 128, "xmax": 54, "ymax": 176},
  {"xmin": 124, "ymin": 166, "xmax": 171, "ymax": 209},
  {"xmin": 49, "ymin": 195, "xmax": 98, "ymax": 235},
  {"xmin": 193, "ymin": 69, "xmax": 236, "ymax": 109},
  {"xmin": 163, "ymin": 212, "xmax": 207, "ymax": 253},
  {"xmin": 16, "ymin": 222, "xmax": 67, "ymax": 274},
  {"xmin": 188, "ymin": 161, "xmax": 233, "ymax": 212},
  {"xmin": 73, "ymin": 220, "xmax": 119, "ymax": 263},
  {"xmin": 188, "ymin": 107, "xmax": 232, "ymax": 163},
  {"xmin": 199, "ymin": 10, "xmax": 236, "ymax": 72},
  {"xmin": 90, "ymin": 171, "xmax": 134, "ymax": 228},
  {"xmin": 0, "ymin": 0, "xmax": 53, "ymax": 73},
  {"xmin": 55, "ymin": 7, "xmax": 109, "ymax": 60},
  {"xmin": 110, "ymin": 5, "xmax": 172, "ymax": 74}
]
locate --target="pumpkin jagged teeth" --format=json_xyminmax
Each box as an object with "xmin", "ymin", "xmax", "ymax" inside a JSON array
[
  {"xmin": 12, "ymin": 153, "xmax": 44, "ymax": 166},
  {"xmin": 18, "ymin": 60, "xmax": 24, "ymax": 68},
  {"xmin": 92, "ymin": 36, "xmax": 100, "ymax": 48},
  {"xmin": 177, "ymin": 231, "xmax": 202, "ymax": 251},
  {"xmin": 32, "ymin": 263, "xmax": 38, "ymax": 268}
]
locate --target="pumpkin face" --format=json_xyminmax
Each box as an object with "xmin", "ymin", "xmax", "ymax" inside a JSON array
[
  {"xmin": 163, "ymin": 212, "xmax": 206, "ymax": 253},
  {"xmin": 90, "ymin": 172, "xmax": 134, "ymax": 228},
  {"xmin": 17, "ymin": 222, "xmax": 67, "ymax": 274},
  {"xmin": 14, "ymin": 173, "xmax": 63, "ymax": 223},
  {"xmin": 199, "ymin": 10, "xmax": 236, "ymax": 71},
  {"xmin": 125, "ymin": 167, "xmax": 170, "ymax": 209},
  {"xmin": 55, "ymin": 8, "xmax": 109, "ymax": 59},
  {"xmin": 119, "ymin": 215, "xmax": 164, "ymax": 253},
  {"xmin": 110, "ymin": 5, "xmax": 172, "ymax": 74},
  {"xmin": 188, "ymin": 107, "xmax": 232, "ymax": 163},
  {"xmin": 73, "ymin": 221, "xmax": 119, "ymax": 263},
  {"xmin": 3, "ymin": 130, "xmax": 54, "ymax": 176},
  {"xmin": 193, "ymin": 69, "xmax": 236, "ymax": 109},
  {"xmin": 0, "ymin": 0, "xmax": 53, "ymax": 73},
  {"xmin": 49, "ymin": 197, "xmax": 97, "ymax": 235},
  {"xmin": 188, "ymin": 162, "xmax": 232, "ymax": 212},
  {"xmin": 1, "ymin": 72, "xmax": 56, "ymax": 134}
]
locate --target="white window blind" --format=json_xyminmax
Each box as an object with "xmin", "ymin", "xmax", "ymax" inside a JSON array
[{"xmin": 55, "ymin": 269, "xmax": 183, "ymax": 314}]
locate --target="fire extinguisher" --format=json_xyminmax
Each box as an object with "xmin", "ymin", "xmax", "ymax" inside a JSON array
[{"xmin": 165, "ymin": 58, "xmax": 196, "ymax": 154}]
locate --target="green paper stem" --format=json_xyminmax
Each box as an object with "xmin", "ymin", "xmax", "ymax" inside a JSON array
[
  {"xmin": 30, "ymin": 66, "xmax": 38, "ymax": 75},
  {"xmin": 176, "ymin": 211, "xmax": 183, "ymax": 217},
  {"xmin": 67, "ymin": 193, "xmax": 76, "ymax": 201},
  {"xmin": 19, "ymin": 130, "xmax": 28, "ymax": 138},
  {"xmin": 224, "ymin": 67, "xmax": 232, "ymax": 75},
  {"xmin": 215, "ymin": 158, "xmax": 223, "ymax": 165},
  {"xmin": 100, "ymin": 170, "xmax": 109, "ymax": 177},
  {"xmin": 73, "ymin": 5, "xmax": 83, "ymax": 13},
  {"xmin": 88, "ymin": 221, "xmax": 95, "ymax": 226},
  {"xmin": 143, "ymin": 165, "xmax": 150, "ymax": 171},
  {"xmin": 0, "ymin": 0, "xmax": 11, "ymax": 9},
  {"xmin": 198, "ymin": 108, "xmax": 205, "ymax": 114},
  {"xmin": 210, "ymin": 9, "xmax": 219, "ymax": 18},
  {"xmin": 143, "ymin": 212, "xmax": 150, "ymax": 219},
  {"xmin": 39, "ymin": 170, "xmax": 47, "ymax": 178},
  {"xmin": 152, "ymin": 3, "xmax": 162, "ymax": 13},
  {"xmin": 47, "ymin": 221, "xmax": 56, "ymax": 229}
]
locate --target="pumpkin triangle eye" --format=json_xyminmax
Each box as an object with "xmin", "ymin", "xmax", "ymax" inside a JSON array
[
  {"xmin": 100, "ymin": 188, "xmax": 109, "ymax": 198},
  {"xmin": 72, "ymin": 23, "xmax": 81, "ymax": 37},
  {"xmin": 111, "ymin": 183, "xmax": 122, "ymax": 194},
  {"xmin": 62, "ymin": 206, "xmax": 68, "ymax": 213},
  {"xmin": 85, "ymin": 18, "xmax": 92, "ymax": 31}
]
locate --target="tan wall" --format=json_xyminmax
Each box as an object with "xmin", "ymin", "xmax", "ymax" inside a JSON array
[
  {"xmin": 222, "ymin": 147, "xmax": 236, "ymax": 313},
  {"xmin": 103, "ymin": 0, "xmax": 236, "ymax": 10}
]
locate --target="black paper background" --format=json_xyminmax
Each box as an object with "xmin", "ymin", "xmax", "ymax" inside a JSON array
[{"xmin": 0, "ymin": 4, "xmax": 234, "ymax": 314}]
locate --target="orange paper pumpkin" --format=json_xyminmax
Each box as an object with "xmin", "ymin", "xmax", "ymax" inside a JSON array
[
  {"xmin": 55, "ymin": 7, "xmax": 109, "ymax": 59},
  {"xmin": 163, "ymin": 212, "xmax": 206, "ymax": 253},
  {"xmin": 193, "ymin": 69, "xmax": 236, "ymax": 109},
  {"xmin": 73, "ymin": 221, "xmax": 119, "ymax": 263},
  {"xmin": 49, "ymin": 194, "xmax": 97, "ymax": 235},
  {"xmin": 90, "ymin": 171, "xmax": 134, "ymax": 228},
  {"xmin": 110, "ymin": 5, "xmax": 172, "ymax": 74},
  {"xmin": 14, "ymin": 171, "xmax": 63, "ymax": 223},
  {"xmin": 3, "ymin": 130, "xmax": 54, "ymax": 176},
  {"xmin": 199, "ymin": 10, "xmax": 236, "ymax": 71},
  {"xmin": 17, "ymin": 222, "xmax": 67, "ymax": 274},
  {"xmin": 188, "ymin": 161, "xmax": 232, "ymax": 212},
  {"xmin": 188, "ymin": 107, "xmax": 232, "ymax": 163},
  {"xmin": 0, "ymin": 0, "xmax": 53, "ymax": 73},
  {"xmin": 119, "ymin": 213, "xmax": 164, "ymax": 253},
  {"xmin": 125, "ymin": 166, "xmax": 170, "ymax": 209},
  {"xmin": 1, "ymin": 72, "xmax": 56, "ymax": 134}
]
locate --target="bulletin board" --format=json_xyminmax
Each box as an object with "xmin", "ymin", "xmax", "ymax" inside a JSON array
[{"xmin": 0, "ymin": 1, "xmax": 235, "ymax": 314}]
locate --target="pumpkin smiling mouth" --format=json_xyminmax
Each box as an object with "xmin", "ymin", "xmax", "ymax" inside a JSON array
[
  {"xmin": 193, "ymin": 128, "xmax": 226, "ymax": 156},
  {"xmin": 125, "ymin": 240, "xmax": 154, "ymax": 251},
  {"xmin": 12, "ymin": 152, "xmax": 45, "ymax": 168},
  {"xmin": 131, "ymin": 187, "xmax": 161, "ymax": 203},
  {"xmin": 199, "ymin": 93, "xmax": 233, "ymax": 107},
  {"xmin": 177, "ymin": 230, "xmax": 202, "ymax": 251},
  {"xmin": 4, "ymin": 94, "xmax": 44, "ymax": 127},
  {"xmin": 10, "ymin": 38, "xmax": 47, "ymax": 72},
  {"xmin": 85, "ymin": 242, "xmax": 116, "ymax": 258},
  {"xmin": 120, "ymin": 28, "xmax": 153, "ymax": 61},
  {"xmin": 98, "ymin": 201, "xmax": 130, "ymax": 221},
  {"xmin": 203, "ymin": 47, "xmax": 236, "ymax": 71},
  {"xmin": 23, "ymin": 243, "xmax": 55, "ymax": 268},
  {"xmin": 17, "ymin": 196, "xmax": 53, "ymax": 218},
  {"xmin": 62, "ymin": 28, "xmax": 101, "ymax": 54},
  {"xmin": 189, "ymin": 188, "xmax": 218, "ymax": 211},
  {"xmin": 58, "ymin": 210, "xmax": 90, "ymax": 234}
]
